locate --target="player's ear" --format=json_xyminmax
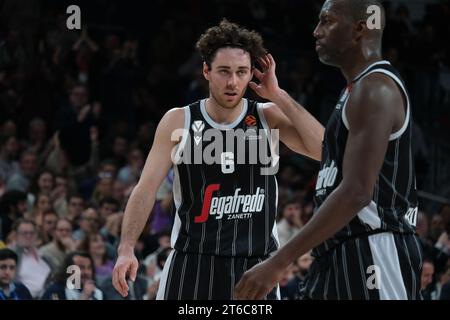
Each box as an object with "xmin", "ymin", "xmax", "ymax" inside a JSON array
[
  {"xmin": 354, "ymin": 19, "xmax": 366, "ymax": 40},
  {"xmin": 203, "ymin": 62, "xmax": 210, "ymax": 80}
]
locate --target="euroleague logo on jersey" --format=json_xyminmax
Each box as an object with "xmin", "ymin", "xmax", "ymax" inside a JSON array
[
  {"xmin": 194, "ymin": 184, "xmax": 265, "ymax": 223},
  {"xmin": 244, "ymin": 115, "xmax": 257, "ymax": 127}
]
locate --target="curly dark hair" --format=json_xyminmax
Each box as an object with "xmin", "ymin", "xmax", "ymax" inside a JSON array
[{"xmin": 196, "ymin": 19, "xmax": 267, "ymax": 68}]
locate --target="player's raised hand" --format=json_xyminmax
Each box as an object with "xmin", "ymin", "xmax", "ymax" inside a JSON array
[
  {"xmin": 249, "ymin": 54, "xmax": 280, "ymax": 101},
  {"xmin": 234, "ymin": 256, "xmax": 283, "ymax": 300},
  {"xmin": 112, "ymin": 250, "xmax": 139, "ymax": 297}
]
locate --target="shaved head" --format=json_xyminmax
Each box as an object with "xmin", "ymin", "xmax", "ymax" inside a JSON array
[
  {"xmin": 343, "ymin": 0, "xmax": 384, "ymax": 21},
  {"xmin": 337, "ymin": 0, "xmax": 386, "ymax": 31}
]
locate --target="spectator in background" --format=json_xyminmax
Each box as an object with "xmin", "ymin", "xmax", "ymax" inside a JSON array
[
  {"xmin": 28, "ymin": 169, "xmax": 55, "ymax": 204},
  {"xmin": 64, "ymin": 194, "xmax": 85, "ymax": 227},
  {"xmin": 0, "ymin": 172, "xmax": 5, "ymax": 198},
  {"xmin": 417, "ymin": 210, "xmax": 449, "ymax": 280},
  {"xmin": 23, "ymin": 118, "xmax": 48, "ymax": 162},
  {"xmin": 77, "ymin": 231, "xmax": 115, "ymax": 285},
  {"xmin": 45, "ymin": 121, "xmax": 100, "ymax": 193},
  {"xmin": 441, "ymin": 267, "xmax": 450, "ymax": 300},
  {"xmin": 0, "ymin": 190, "xmax": 27, "ymax": 241},
  {"xmin": 429, "ymin": 213, "xmax": 444, "ymax": 244},
  {"xmin": 51, "ymin": 174, "xmax": 71, "ymax": 217},
  {"xmin": 90, "ymin": 174, "xmax": 114, "ymax": 207},
  {"xmin": 55, "ymin": 84, "xmax": 90, "ymax": 131},
  {"xmin": 42, "ymin": 251, "xmax": 103, "ymax": 300},
  {"xmin": 435, "ymin": 226, "xmax": 450, "ymax": 258},
  {"xmin": 0, "ymin": 135, "xmax": 20, "ymax": 182},
  {"xmin": 277, "ymin": 199, "xmax": 304, "ymax": 247},
  {"xmin": 98, "ymin": 197, "xmax": 120, "ymax": 227},
  {"xmin": 156, "ymin": 247, "xmax": 171, "ymax": 272},
  {"xmin": 25, "ymin": 193, "xmax": 52, "ymax": 228},
  {"xmin": 0, "ymin": 30, "xmax": 27, "ymax": 73},
  {"xmin": 0, "ymin": 248, "xmax": 32, "ymax": 300},
  {"xmin": 101, "ymin": 211, "xmax": 123, "ymax": 246},
  {"xmin": 416, "ymin": 211, "xmax": 430, "ymax": 243},
  {"xmin": 283, "ymin": 251, "xmax": 314, "ymax": 300},
  {"xmin": 38, "ymin": 210, "xmax": 58, "ymax": 246},
  {"xmin": 112, "ymin": 179, "xmax": 128, "ymax": 206},
  {"xmin": 149, "ymin": 170, "xmax": 173, "ymax": 235},
  {"xmin": 6, "ymin": 150, "xmax": 38, "ymax": 193},
  {"xmin": 279, "ymin": 263, "xmax": 296, "ymax": 300},
  {"xmin": 143, "ymin": 252, "xmax": 162, "ymax": 285},
  {"xmin": 421, "ymin": 259, "xmax": 435, "ymax": 300},
  {"xmin": 73, "ymin": 208, "xmax": 99, "ymax": 242},
  {"xmin": 107, "ymin": 136, "xmax": 128, "ymax": 169},
  {"xmin": 117, "ymin": 147, "xmax": 144, "ymax": 187},
  {"xmin": 431, "ymin": 264, "xmax": 450, "ymax": 300},
  {"xmin": 39, "ymin": 218, "xmax": 76, "ymax": 272},
  {"xmin": 0, "ymin": 121, "xmax": 17, "ymax": 139},
  {"xmin": 10, "ymin": 219, "xmax": 51, "ymax": 298},
  {"xmin": 143, "ymin": 278, "xmax": 159, "ymax": 300}
]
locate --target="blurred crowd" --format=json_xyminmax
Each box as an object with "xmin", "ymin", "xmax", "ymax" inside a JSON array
[{"xmin": 0, "ymin": 0, "xmax": 449, "ymax": 300}]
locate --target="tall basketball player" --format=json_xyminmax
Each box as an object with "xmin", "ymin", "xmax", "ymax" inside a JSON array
[
  {"xmin": 235, "ymin": 0, "xmax": 423, "ymax": 300},
  {"xmin": 112, "ymin": 19, "xmax": 324, "ymax": 299}
]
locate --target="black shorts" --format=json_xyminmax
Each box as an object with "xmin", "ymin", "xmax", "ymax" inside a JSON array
[
  {"xmin": 303, "ymin": 232, "xmax": 423, "ymax": 300},
  {"xmin": 156, "ymin": 250, "xmax": 280, "ymax": 300}
]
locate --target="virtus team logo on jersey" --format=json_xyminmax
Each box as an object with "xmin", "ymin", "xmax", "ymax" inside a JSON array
[
  {"xmin": 192, "ymin": 121, "xmax": 205, "ymax": 146},
  {"xmin": 315, "ymin": 160, "xmax": 338, "ymax": 195},
  {"xmin": 194, "ymin": 184, "xmax": 265, "ymax": 223},
  {"xmin": 192, "ymin": 120, "xmax": 205, "ymax": 133}
]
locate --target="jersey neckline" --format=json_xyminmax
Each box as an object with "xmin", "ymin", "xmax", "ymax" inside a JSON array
[
  {"xmin": 200, "ymin": 98, "xmax": 248, "ymax": 130},
  {"xmin": 352, "ymin": 60, "xmax": 391, "ymax": 83}
]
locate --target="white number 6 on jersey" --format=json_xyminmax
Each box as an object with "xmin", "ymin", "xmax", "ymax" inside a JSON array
[{"xmin": 221, "ymin": 152, "xmax": 234, "ymax": 174}]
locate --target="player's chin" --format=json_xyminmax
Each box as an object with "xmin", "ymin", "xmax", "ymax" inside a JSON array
[
  {"xmin": 318, "ymin": 54, "xmax": 336, "ymax": 66},
  {"xmin": 221, "ymin": 95, "xmax": 242, "ymax": 108}
]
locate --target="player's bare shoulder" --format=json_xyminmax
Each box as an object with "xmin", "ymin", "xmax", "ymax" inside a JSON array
[
  {"xmin": 347, "ymin": 72, "xmax": 404, "ymax": 130},
  {"xmin": 350, "ymin": 73, "xmax": 404, "ymax": 113},
  {"xmin": 156, "ymin": 107, "xmax": 186, "ymax": 145},
  {"xmin": 160, "ymin": 107, "xmax": 186, "ymax": 131}
]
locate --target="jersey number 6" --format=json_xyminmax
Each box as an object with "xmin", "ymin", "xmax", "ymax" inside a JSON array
[{"xmin": 221, "ymin": 152, "xmax": 235, "ymax": 174}]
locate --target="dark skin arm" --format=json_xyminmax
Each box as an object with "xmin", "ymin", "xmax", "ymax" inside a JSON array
[{"xmin": 234, "ymin": 72, "xmax": 405, "ymax": 299}]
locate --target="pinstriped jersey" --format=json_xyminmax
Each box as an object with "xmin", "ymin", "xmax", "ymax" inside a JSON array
[
  {"xmin": 313, "ymin": 61, "xmax": 418, "ymax": 257},
  {"xmin": 170, "ymin": 98, "xmax": 279, "ymax": 257}
]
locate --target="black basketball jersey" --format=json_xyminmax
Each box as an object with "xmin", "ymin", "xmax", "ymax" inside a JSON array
[
  {"xmin": 170, "ymin": 98, "xmax": 279, "ymax": 257},
  {"xmin": 313, "ymin": 61, "xmax": 418, "ymax": 257}
]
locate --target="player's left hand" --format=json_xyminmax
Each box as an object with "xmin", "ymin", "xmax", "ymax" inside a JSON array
[
  {"xmin": 249, "ymin": 54, "xmax": 281, "ymax": 101},
  {"xmin": 234, "ymin": 257, "xmax": 284, "ymax": 300}
]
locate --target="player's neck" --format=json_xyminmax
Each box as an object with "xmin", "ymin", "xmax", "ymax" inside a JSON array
[
  {"xmin": 205, "ymin": 97, "xmax": 244, "ymax": 125},
  {"xmin": 340, "ymin": 53, "xmax": 383, "ymax": 84}
]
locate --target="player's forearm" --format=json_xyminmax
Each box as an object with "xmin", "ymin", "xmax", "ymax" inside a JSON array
[
  {"xmin": 118, "ymin": 186, "xmax": 156, "ymax": 254},
  {"xmin": 271, "ymin": 89, "xmax": 324, "ymax": 160},
  {"xmin": 272, "ymin": 184, "xmax": 370, "ymax": 270}
]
